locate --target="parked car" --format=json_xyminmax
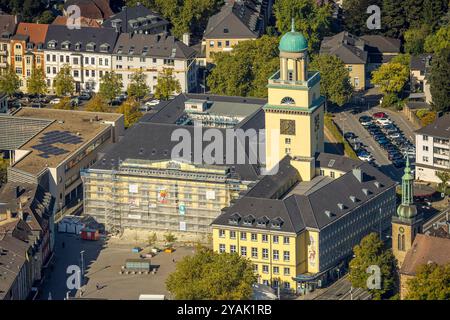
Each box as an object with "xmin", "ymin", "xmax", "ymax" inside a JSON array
[
  {"xmin": 31, "ymin": 102, "xmax": 42, "ymax": 108},
  {"xmin": 359, "ymin": 116, "xmax": 372, "ymax": 126},
  {"xmin": 79, "ymin": 92, "xmax": 91, "ymax": 100},
  {"xmin": 50, "ymin": 98, "xmax": 61, "ymax": 105},
  {"xmin": 388, "ymin": 132, "xmax": 402, "ymax": 139},
  {"xmin": 145, "ymin": 99, "xmax": 160, "ymax": 107},
  {"xmin": 376, "ymin": 118, "xmax": 392, "ymax": 126},
  {"xmin": 373, "ymin": 112, "xmax": 388, "ymax": 118}
]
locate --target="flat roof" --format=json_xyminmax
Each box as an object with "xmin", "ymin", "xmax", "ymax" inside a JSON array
[{"xmin": 11, "ymin": 108, "xmax": 122, "ymax": 175}]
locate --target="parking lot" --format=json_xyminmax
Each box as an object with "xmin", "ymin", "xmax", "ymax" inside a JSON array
[
  {"xmin": 39, "ymin": 232, "xmax": 194, "ymax": 300},
  {"xmin": 333, "ymin": 107, "xmax": 417, "ymax": 182}
]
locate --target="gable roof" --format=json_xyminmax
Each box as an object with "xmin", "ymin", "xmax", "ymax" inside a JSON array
[
  {"xmin": 400, "ymin": 234, "xmax": 450, "ymax": 276},
  {"xmin": 320, "ymin": 31, "xmax": 368, "ymax": 64},
  {"xmin": 64, "ymin": 0, "xmax": 113, "ymax": 20},
  {"xmin": 44, "ymin": 25, "xmax": 118, "ymax": 53},
  {"xmin": 52, "ymin": 16, "xmax": 101, "ymax": 28},
  {"xmin": 415, "ymin": 114, "xmax": 450, "ymax": 138},
  {"xmin": 0, "ymin": 14, "xmax": 18, "ymax": 38},
  {"xmin": 360, "ymin": 35, "xmax": 401, "ymax": 54},
  {"xmin": 14, "ymin": 23, "xmax": 49, "ymax": 45},
  {"xmin": 113, "ymin": 33, "xmax": 196, "ymax": 59},
  {"xmin": 204, "ymin": 1, "xmax": 264, "ymax": 39}
]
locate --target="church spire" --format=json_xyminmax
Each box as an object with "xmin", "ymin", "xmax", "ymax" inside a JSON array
[
  {"xmin": 291, "ymin": 17, "xmax": 295, "ymax": 32},
  {"xmin": 397, "ymin": 155, "xmax": 417, "ymax": 219}
]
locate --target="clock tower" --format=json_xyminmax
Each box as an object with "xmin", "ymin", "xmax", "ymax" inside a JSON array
[
  {"xmin": 263, "ymin": 21, "xmax": 325, "ymax": 181},
  {"xmin": 392, "ymin": 156, "xmax": 422, "ymax": 267}
]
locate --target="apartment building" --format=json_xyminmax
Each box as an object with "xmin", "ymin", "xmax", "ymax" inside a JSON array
[
  {"xmin": 0, "ymin": 14, "xmax": 19, "ymax": 75},
  {"xmin": 203, "ymin": 0, "xmax": 271, "ymax": 62},
  {"xmin": 0, "ymin": 108, "xmax": 124, "ymax": 212},
  {"xmin": 415, "ymin": 114, "xmax": 450, "ymax": 184},
  {"xmin": 112, "ymin": 33, "xmax": 197, "ymax": 93},
  {"xmin": 10, "ymin": 23, "xmax": 48, "ymax": 92},
  {"xmin": 63, "ymin": 0, "xmax": 113, "ymax": 24},
  {"xmin": 410, "ymin": 54, "xmax": 433, "ymax": 104},
  {"xmin": 44, "ymin": 25, "xmax": 119, "ymax": 93}
]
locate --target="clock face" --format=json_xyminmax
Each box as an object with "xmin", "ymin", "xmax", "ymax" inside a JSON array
[
  {"xmin": 399, "ymin": 227, "xmax": 405, "ymax": 234},
  {"xmin": 280, "ymin": 119, "xmax": 296, "ymax": 135}
]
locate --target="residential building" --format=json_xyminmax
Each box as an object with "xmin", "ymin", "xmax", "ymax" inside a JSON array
[
  {"xmin": 44, "ymin": 25, "xmax": 119, "ymax": 93},
  {"xmin": 415, "ymin": 114, "xmax": 450, "ymax": 184},
  {"xmin": 0, "ymin": 182, "xmax": 54, "ymax": 300},
  {"xmin": 410, "ymin": 54, "xmax": 433, "ymax": 104},
  {"xmin": 63, "ymin": 0, "xmax": 114, "ymax": 23},
  {"xmin": 0, "ymin": 108, "xmax": 124, "ymax": 212},
  {"xmin": 0, "ymin": 14, "xmax": 19, "ymax": 74},
  {"xmin": 209, "ymin": 27, "xmax": 396, "ymax": 293},
  {"xmin": 203, "ymin": 0, "xmax": 271, "ymax": 62},
  {"xmin": 112, "ymin": 33, "xmax": 197, "ymax": 94},
  {"xmin": 320, "ymin": 32, "xmax": 400, "ymax": 90},
  {"xmin": 102, "ymin": 4, "xmax": 169, "ymax": 35},
  {"xmin": 10, "ymin": 23, "xmax": 49, "ymax": 92}
]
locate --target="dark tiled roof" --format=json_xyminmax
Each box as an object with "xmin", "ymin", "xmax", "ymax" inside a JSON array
[
  {"xmin": 415, "ymin": 114, "xmax": 450, "ymax": 138},
  {"xmin": 400, "ymin": 234, "xmax": 450, "ymax": 275},
  {"xmin": 102, "ymin": 4, "xmax": 169, "ymax": 33},
  {"xmin": 360, "ymin": 35, "xmax": 401, "ymax": 53},
  {"xmin": 315, "ymin": 153, "xmax": 362, "ymax": 173},
  {"xmin": 113, "ymin": 33, "xmax": 196, "ymax": 59},
  {"xmin": 320, "ymin": 32, "xmax": 368, "ymax": 64},
  {"xmin": 410, "ymin": 54, "xmax": 432, "ymax": 72},
  {"xmin": 0, "ymin": 14, "xmax": 18, "ymax": 38},
  {"xmin": 44, "ymin": 25, "xmax": 119, "ymax": 53},
  {"xmin": 204, "ymin": 1, "xmax": 264, "ymax": 39}
]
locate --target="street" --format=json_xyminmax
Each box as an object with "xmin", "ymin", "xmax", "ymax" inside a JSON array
[{"xmin": 312, "ymin": 276, "xmax": 372, "ymax": 300}]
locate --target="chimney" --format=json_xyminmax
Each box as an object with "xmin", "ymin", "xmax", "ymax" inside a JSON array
[{"xmin": 182, "ymin": 33, "xmax": 190, "ymax": 46}]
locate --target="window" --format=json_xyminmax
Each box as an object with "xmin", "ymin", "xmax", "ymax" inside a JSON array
[
  {"xmin": 217, "ymin": 41, "xmax": 222, "ymax": 48},
  {"xmin": 354, "ymin": 77, "xmax": 360, "ymax": 87},
  {"xmin": 281, "ymin": 97, "xmax": 295, "ymax": 105},
  {"xmin": 219, "ymin": 229, "xmax": 225, "ymax": 238},
  {"xmin": 73, "ymin": 57, "xmax": 79, "ymax": 65},
  {"xmin": 225, "ymin": 40, "xmax": 230, "ymax": 47},
  {"xmin": 285, "ymin": 138, "xmax": 291, "ymax": 144},
  {"xmin": 209, "ymin": 41, "xmax": 214, "ymax": 47},
  {"xmin": 273, "ymin": 235, "xmax": 279, "ymax": 244},
  {"xmin": 283, "ymin": 251, "xmax": 290, "ymax": 261},
  {"xmin": 253, "ymin": 264, "xmax": 258, "ymax": 272},
  {"xmin": 46, "ymin": 54, "xmax": 50, "ymax": 62},
  {"xmin": 273, "ymin": 250, "xmax": 279, "ymax": 261},
  {"xmin": 60, "ymin": 55, "xmax": 64, "ymax": 63},
  {"xmin": 153, "ymin": 58, "xmax": 157, "ymax": 63},
  {"xmin": 423, "ymin": 146, "xmax": 429, "ymax": 151},
  {"xmin": 230, "ymin": 245, "xmax": 236, "ymax": 253},
  {"xmin": 262, "ymin": 234, "xmax": 268, "ymax": 242},
  {"xmin": 423, "ymin": 156, "xmax": 429, "ymax": 162},
  {"xmin": 262, "ymin": 248, "xmax": 269, "ymax": 259},
  {"xmin": 262, "ymin": 265, "xmax": 269, "ymax": 274},
  {"xmin": 423, "ymin": 135, "xmax": 428, "ymax": 141},
  {"xmin": 52, "ymin": 55, "xmax": 56, "ymax": 62},
  {"xmin": 14, "ymin": 55, "xmax": 21, "ymax": 62},
  {"xmin": 91, "ymin": 70, "xmax": 95, "ymax": 77},
  {"xmin": 230, "ymin": 230, "xmax": 236, "ymax": 239},
  {"xmin": 347, "ymin": 65, "xmax": 353, "ymax": 71},
  {"xmin": 47, "ymin": 67, "xmax": 50, "ymax": 74},
  {"xmin": 285, "ymin": 148, "xmax": 291, "ymax": 154},
  {"xmin": 288, "ymin": 71, "xmax": 294, "ymax": 81},
  {"xmin": 85, "ymin": 70, "xmax": 89, "ymax": 77},
  {"xmin": 91, "ymin": 57, "xmax": 95, "ymax": 65},
  {"xmin": 66, "ymin": 56, "xmax": 69, "ymax": 63},
  {"xmin": 26, "ymin": 69, "xmax": 30, "ymax": 77},
  {"xmin": 284, "ymin": 282, "xmax": 291, "ymax": 289},
  {"xmin": 251, "ymin": 247, "xmax": 258, "ymax": 258},
  {"xmin": 85, "ymin": 57, "xmax": 89, "ymax": 64},
  {"xmin": 283, "ymin": 236, "xmax": 290, "ymax": 244},
  {"xmin": 53, "ymin": 67, "xmax": 56, "ymax": 74},
  {"xmin": 219, "ymin": 244, "xmax": 225, "ymax": 253},
  {"xmin": 241, "ymin": 246, "xmax": 247, "ymax": 257},
  {"xmin": 330, "ymin": 171, "xmax": 335, "ymax": 178},
  {"xmin": 320, "ymin": 169, "xmax": 325, "ymax": 176},
  {"xmin": 15, "ymin": 67, "xmax": 22, "ymax": 74},
  {"xmin": 284, "ymin": 267, "xmax": 290, "ymax": 276},
  {"xmin": 240, "ymin": 232, "xmax": 247, "ymax": 240},
  {"xmin": 251, "ymin": 233, "xmax": 257, "ymax": 241},
  {"xmin": 74, "ymin": 70, "xmax": 79, "ymax": 78},
  {"xmin": 273, "ymin": 266, "xmax": 279, "ymax": 275},
  {"xmin": 25, "ymin": 56, "xmax": 31, "ymax": 64}
]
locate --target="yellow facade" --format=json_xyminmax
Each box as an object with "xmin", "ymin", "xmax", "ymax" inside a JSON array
[
  {"xmin": 205, "ymin": 38, "xmax": 255, "ymax": 62},
  {"xmin": 345, "ymin": 63, "xmax": 366, "ymax": 91}
]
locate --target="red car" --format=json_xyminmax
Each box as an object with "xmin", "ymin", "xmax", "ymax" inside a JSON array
[{"xmin": 373, "ymin": 112, "xmax": 388, "ymax": 119}]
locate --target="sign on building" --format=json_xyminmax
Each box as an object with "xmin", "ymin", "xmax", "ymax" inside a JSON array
[
  {"xmin": 206, "ymin": 190, "xmax": 215, "ymax": 200},
  {"xmin": 129, "ymin": 184, "xmax": 138, "ymax": 194},
  {"xmin": 179, "ymin": 221, "xmax": 186, "ymax": 231}
]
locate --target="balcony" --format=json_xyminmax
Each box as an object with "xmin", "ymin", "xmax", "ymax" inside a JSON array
[
  {"xmin": 0, "ymin": 50, "xmax": 7, "ymax": 56},
  {"xmin": 268, "ymin": 70, "xmax": 321, "ymax": 88}
]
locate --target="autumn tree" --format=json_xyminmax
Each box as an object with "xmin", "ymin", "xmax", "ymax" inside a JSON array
[
  {"xmin": 0, "ymin": 66, "xmax": 20, "ymax": 97},
  {"xmin": 405, "ymin": 263, "xmax": 450, "ymax": 300},
  {"xmin": 85, "ymin": 94, "xmax": 110, "ymax": 113},
  {"xmin": 127, "ymin": 70, "xmax": 149, "ymax": 101},
  {"xmin": 349, "ymin": 233, "xmax": 397, "ymax": 299},
  {"xmin": 27, "ymin": 68, "xmax": 47, "ymax": 97},
  {"xmin": 116, "ymin": 97, "xmax": 142, "ymax": 128},
  {"xmin": 371, "ymin": 62, "xmax": 409, "ymax": 96},
  {"xmin": 154, "ymin": 68, "xmax": 181, "ymax": 100},
  {"xmin": 435, "ymin": 171, "xmax": 450, "ymax": 194},
  {"xmin": 0, "ymin": 154, "xmax": 8, "ymax": 185},
  {"xmin": 309, "ymin": 54, "xmax": 352, "ymax": 106},
  {"xmin": 52, "ymin": 97, "xmax": 75, "ymax": 110},
  {"xmin": 99, "ymin": 71, "xmax": 123, "ymax": 104},
  {"xmin": 166, "ymin": 247, "xmax": 256, "ymax": 299},
  {"xmin": 164, "ymin": 232, "xmax": 177, "ymax": 246},
  {"xmin": 424, "ymin": 24, "xmax": 450, "ymax": 54},
  {"xmin": 147, "ymin": 232, "xmax": 157, "ymax": 247},
  {"xmin": 53, "ymin": 64, "xmax": 75, "ymax": 97},
  {"xmin": 274, "ymin": 0, "xmax": 333, "ymax": 52},
  {"xmin": 404, "ymin": 26, "xmax": 430, "ymax": 55},
  {"xmin": 207, "ymin": 36, "xmax": 279, "ymax": 98}
]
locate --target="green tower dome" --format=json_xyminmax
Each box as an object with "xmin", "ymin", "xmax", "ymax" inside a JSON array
[
  {"xmin": 397, "ymin": 156, "xmax": 417, "ymax": 219},
  {"xmin": 279, "ymin": 19, "xmax": 308, "ymax": 53}
]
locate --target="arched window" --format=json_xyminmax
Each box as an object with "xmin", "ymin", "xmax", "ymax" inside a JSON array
[
  {"xmin": 281, "ymin": 97, "xmax": 295, "ymax": 105},
  {"xmin": 401, "ymin": 235, "xmax": 405, "ymax": 251},
  {"xmin": 397, "ymin": 234, "xmax": 402, "ymax": 251}
]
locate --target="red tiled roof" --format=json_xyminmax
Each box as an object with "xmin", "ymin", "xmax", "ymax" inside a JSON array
[
  {"xmin": 52, "ymin": 16, "xmax": 101, "ymax": 28},
  {"xmin": 16, "ymin": 22, "xmax": 49, "ymax": 44}
]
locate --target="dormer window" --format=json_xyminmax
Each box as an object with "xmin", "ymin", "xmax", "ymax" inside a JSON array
[
  {"xmin": 100, "ymin": 43, "xmax": 109, "ymax": 52},
  {"xmin": 86, "ymin": 42, "xmax": 95, "ymax": 51},
  {"xmin": 243, "ymin": 214, "xmax": 255, "ymax": 226},
  {"xmin": 270, "ymin": 217, "xmax": 284, "ymax": 229},
  {"xmin": 228, "ymin": 212, "xmax": 241, "ymax": 225},
  {"xmin": 26, "ymin": 43, "xmax": 33, "ymax": 50},
  {"xmin": 256, "ymin": 216, "xmax": 269, "ymax": 227},
  {"xmin": 75, "ymin": 42, "xmax": 81, "ymax": 51},
  {"xmin": 61, "ymin": 41, "xmax": 70, "ymax": 50},
  {"xmin": 129, "ymin": 46, "xmax": 135, "ymax": 54},
  {"xmin": 47, "ymin": 40, "xmax": 56, "ymax": 49},
  {"xmin": 224, "ymin": 27, "xmax": 229, "ymax": 33}
]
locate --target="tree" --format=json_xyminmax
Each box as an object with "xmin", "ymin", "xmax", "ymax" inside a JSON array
[
  {"xmin": 274, "ymin": 0, "xmax": 333, "ymax": 51},
  {"xmin": 147, "ymin": 232, "xmax": 157, "ymax": 247},
  {"xmin": 36, "ymin": 10, "xmax": 55, "ymax": 24},
  {"xmin": 0, "ymin": 66, "xmax": 20, "ymax": 97},
  {"xmin": 99, "ymin": 71, "xmax": 123, "ymax": 103},
  {"xmin": 405, "ymin": 263, "xmax": 450, "ymax": 300},
  {"xmin": 154, "ymin": 68, "xmax": 181, "ymax": 100},
  {"xmin": 309, "ymin": 54, "xmax": 352, "ymax": 106},
  {"xmin": 26, "ymin": 68, "xmax": 47, "ymax": 96},
  {"xmin": 85, "ymin": 94, "xmax": 110, "ymax": 113},
  {"xmin": 342, "ymin": 0, "xmax": 381, "ymax": 36},
  {"xmin": 428, "ymin": 47, "xmax": 450, "ymax": 112},
  {"xmin": 404, "ymin": 26, "xmax": 430, "ymax": 55},
  {"xmin": 207, "ymin": 36, "xmax": 279, "ymax": 98},
  {"xmin": 52, "ymin": 97, "xmax": 75, "ymax": 110},
  {"xmin": 163, "ymin": 232, "xmax": 177, "ymax": 246},
  {"xmin": 127, "ymin": 71, "xmax": 149, "ymax": 101},
  {"xmin": 166, "ymin": 247, "xmax": 256, "ymax": 299},
  {"xmin": 53, "ymin": 65, "xmax": 75, "ymax": 97},
  {"xmin": 422, "ymin": 0, "xmax": 448, "ymax": 32},
  {"xmin": 404, "ymin": 0, "xmax": 424, "ymax": 28},
  {"xmin": 349, "ymin": 233, "xmax": 397, "ymax": 299},
  {"xmin": 382, "ymin": 0, "xmax": 406, "ymax": 38},
  {"xmin": 435, "ymin": 171, "xmax": 450, "ymax": 194},
  {"xmin": 116, "ymin": 98, "xmax": 142, "ymax": 128},
  {"xmin": 424, "ymin": 25, "xmax": 450, "ymax": 54},
  {"xmin": 0, "ymin": 155, "xmax": 8, "ymax": 186},
  {"xmin": 371, "ymin": 62, "xmax": 409, "ymax": 96}
]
